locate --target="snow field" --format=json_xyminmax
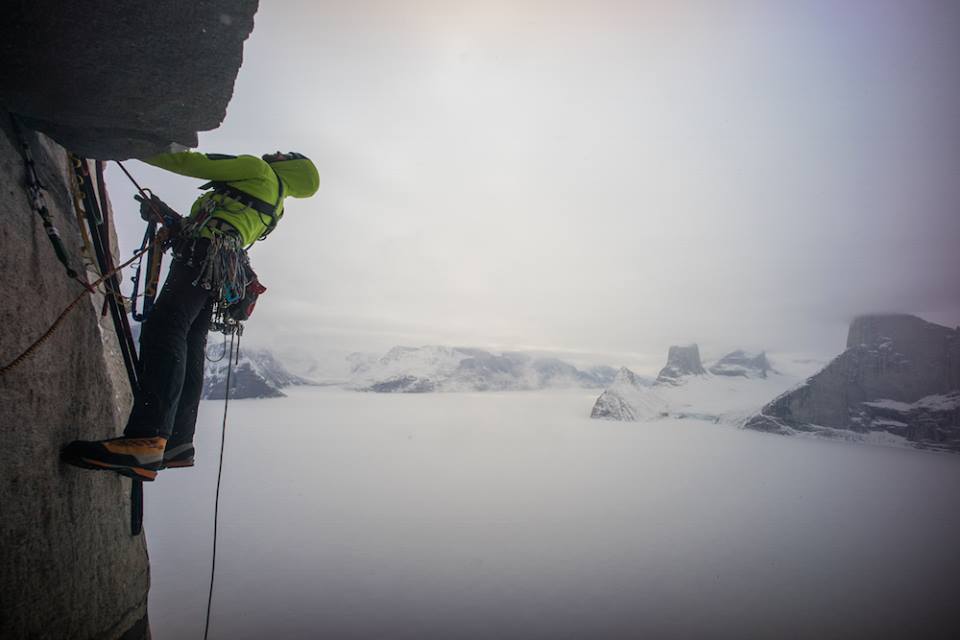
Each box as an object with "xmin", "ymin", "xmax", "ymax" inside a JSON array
[{"xmin": 145, "ymin": 388, "xmax": 960, "ymax": 639}]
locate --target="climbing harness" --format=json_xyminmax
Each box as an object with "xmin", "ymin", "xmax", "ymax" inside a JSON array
[
  {"xmin": 204, "ymin": 329, "xmax": 239, "ymax": 640},
  {"xmin": 173, "ymin": 202, "xmax": 266, "ymax": 336},
  {"xmin": 199, "ymin": 166, "xmax": 285, "ymax": 243}
]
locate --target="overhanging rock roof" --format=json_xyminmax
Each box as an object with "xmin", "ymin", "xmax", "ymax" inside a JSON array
[{"xmin": 0, "ymin": 0, "xmax": 258, "ymax": 159}]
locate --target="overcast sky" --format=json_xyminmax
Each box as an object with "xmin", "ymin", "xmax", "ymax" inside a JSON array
[{"xmin": 108, "ymin": 0, "xmax": 960, "ymax": 369}]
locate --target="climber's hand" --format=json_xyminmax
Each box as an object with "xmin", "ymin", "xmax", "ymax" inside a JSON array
[{"xmin": 135, "ymin": 193, "xmax": 182, "ymax": 230}]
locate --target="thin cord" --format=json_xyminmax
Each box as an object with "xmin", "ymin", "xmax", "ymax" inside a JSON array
[
  {"xmin": 115, "ymin": 160, "xmax": 168, "ymax": 223},
  {"xmin": 0, "ymin": 242, "xmax": 152, "ymax": 376},
  {"xmin": 204, "ymin": 331, "xmax": 236, "ymax": 640}
]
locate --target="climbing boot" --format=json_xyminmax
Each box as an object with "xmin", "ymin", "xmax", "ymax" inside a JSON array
[
  {"xmin": 61, "ymin": 436, "xmax": 167, "ymax": 481},
  {"xmin": 161, "ymin": 441, "xmax": 195, "ymax": 469}
]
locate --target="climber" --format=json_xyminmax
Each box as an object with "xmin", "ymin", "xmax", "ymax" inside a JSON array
[{"xmin": 62, "ymin": 150, "xmax": 319, "ymax": 481}]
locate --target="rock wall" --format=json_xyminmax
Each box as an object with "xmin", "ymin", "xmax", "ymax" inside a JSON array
[
  {"xmin": 0, "ymin": 2, "xmax": 258, "ymax": 637},
  {"xmin": 0, "ymin": 121, "xmax": 149, "ymax": 639},
  {"xmin": 656, "ymin": 344, "xmax": 706, "ymax": 384},
  {"xmin": 745, "ymin": 315, "xmax": 960, "ymax": 451}
]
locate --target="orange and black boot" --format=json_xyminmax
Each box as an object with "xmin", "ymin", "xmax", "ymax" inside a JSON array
[
  {"xmin": 161, "ymin": 441, "xmax": 195, "ymax": 469},
  {"xmin": 61, "ymin": 436, "xmax": 167, "ymax": 481}
]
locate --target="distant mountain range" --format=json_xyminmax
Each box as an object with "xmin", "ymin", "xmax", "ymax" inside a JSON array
[
  {"xmin": 349, "ymin": 346, "xmax": 617, "ymax": 392},
  {"xmin": 198, "ymin": 316, "xmax": 960, "ymax": 454},
  {"xmin": 199, "ymin": 344, "xmax": 617, "ymax": 398}
]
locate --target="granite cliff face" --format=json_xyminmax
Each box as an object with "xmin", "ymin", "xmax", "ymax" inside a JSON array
[
  {"xmin": 745, "ymin": 315, "xmax": 960, "ymax": 451},
  {"xmin": 0, "ymin": 2, "xmax": 257, "ymax": 638},
  {"xmin": 656, "ymin": 344, "xmax": 706, "ymax": 384},
  {"xmin": 0, "ymin": 124, "xmax": 150, "ymax": 640}
]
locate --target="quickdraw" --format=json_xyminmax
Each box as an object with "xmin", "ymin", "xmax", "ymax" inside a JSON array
[{"xmin": 10, "ymin": 114, "xmax": 79, "ymax": 279}]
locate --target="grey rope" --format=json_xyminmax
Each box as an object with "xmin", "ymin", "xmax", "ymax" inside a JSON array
[{"xmin": 203, "ymin": 330, "xmax": 237, "ymax": 639}]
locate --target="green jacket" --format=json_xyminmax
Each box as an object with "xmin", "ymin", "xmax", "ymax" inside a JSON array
[{"xmin": 144, "ymin": 151, "xmax": 320, "ymax": 246}]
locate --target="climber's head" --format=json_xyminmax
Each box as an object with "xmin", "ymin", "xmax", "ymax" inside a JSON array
[
  {"xmin": 263, "ymin": 151, "xmax": 319, "ymax": 198},
  {"xmin": 262, "ymin": 151, "xmax": 306, "ymax": 163}
]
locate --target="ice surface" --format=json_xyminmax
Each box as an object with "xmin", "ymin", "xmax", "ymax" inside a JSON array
[{"xmin": 146, "ymin": 388, "xmax": 960, "ymax": 639}]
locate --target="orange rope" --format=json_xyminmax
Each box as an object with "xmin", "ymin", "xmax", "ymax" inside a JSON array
[{"xmin": 0, "ymin": 240, "xmax": 154, "ymax": 377}]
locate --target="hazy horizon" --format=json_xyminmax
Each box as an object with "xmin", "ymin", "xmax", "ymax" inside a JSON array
[{"xmin": 107, "ymin": 0, "xmax": 960, "ymax": 363}]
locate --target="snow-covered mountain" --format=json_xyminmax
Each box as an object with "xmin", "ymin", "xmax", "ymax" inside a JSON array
[
  {"xmin": 203, "ymin": 347, "xmax": 314, "ymax": 400},
  {"xmin": 591, "ymin": 368, "xmax": 666, "ymax": 420},
  {"xmin": 591, "ymin": 346, "xmax": 816, "ymax": 425},
  {"xmin": 351, "ymin": 346, "xmax": 617, "ymax": 393}
]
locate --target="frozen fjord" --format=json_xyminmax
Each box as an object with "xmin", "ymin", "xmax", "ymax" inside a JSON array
[{"xmin": 145, "ymin": 387, "xmax": 960, "ymax": 639}]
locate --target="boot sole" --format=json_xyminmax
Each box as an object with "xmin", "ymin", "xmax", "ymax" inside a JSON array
[
  {"xmin": 73, "ymin": 456, "xmax": 157, "ymax": 481},
  {"xmin": 161, "ymin": 459, "xmax": 195, "ymax": 469}
]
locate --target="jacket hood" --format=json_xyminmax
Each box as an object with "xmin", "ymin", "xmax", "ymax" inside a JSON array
[{"xmin": 270, "ymin": 157, "xmax": 319, "ymax": 198}]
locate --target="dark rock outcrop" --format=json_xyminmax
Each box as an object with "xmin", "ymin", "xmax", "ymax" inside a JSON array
[
  {"xmin": 367, "ymin": 375, "xmax": 437, "ymax": 393},
  {"xmin": 656, "ymin": 344, "xmax": 706, "ymax": 384},
  {"xmin": 0, "ymin": 0, "xmax": 258, "ymax": 159},
  {"xmin": 745, "ymin": 315, "xmax": 960, "ymax": 451},
  {"xmin": 708, "ymin": 350, "xmax": 771, "ymax": 378}
]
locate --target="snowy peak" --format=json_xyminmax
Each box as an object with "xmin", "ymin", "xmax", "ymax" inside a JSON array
[
  {"xmin": 612, "ymin": 366, "xmax": 642, "ymax": 387},
  {"xmin": 591, "ymin": 367, "xmax": 668, "ymax": 420},
  {"xmin": 204, "ymin": 347, "xmax": 313, "ymax": 400},
  {"xmin": 656, "ymin": 344, "xmax": 706, "ymax": 385},
  {"xmin": 708, "ymin": 350, "xmax": 771, "ymax": 379}
]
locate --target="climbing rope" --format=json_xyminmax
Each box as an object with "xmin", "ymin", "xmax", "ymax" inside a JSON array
[
  {"xmin": 0, "ymin": 243, "xmax": 153, "ymax": 376},
  {"xmin": 204, "ymin": 330, "xmax": 239, "ymax": 640}
]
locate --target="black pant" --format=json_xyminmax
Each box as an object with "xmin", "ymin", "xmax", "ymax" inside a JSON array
[{"xmin": 125, "ymin": 243, "xmax": 214, "ymax": 442}]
